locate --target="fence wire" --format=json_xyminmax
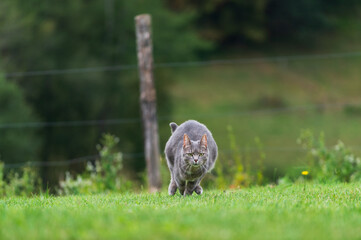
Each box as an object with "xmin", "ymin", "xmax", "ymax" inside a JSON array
[
  {"xmin": 3, "ymin": 152, "xmax": 144, "ymax": 169},
  {"xmin": 0, "ymin": 101, "xmax": 357, "ymax": 129},
  {"xmin": 3, "ymin": 51, "xmax": 361, "ymax": 78},
  {"xmin": 5, "ymin": 144, "xmax": 361, "ymax": 169}
]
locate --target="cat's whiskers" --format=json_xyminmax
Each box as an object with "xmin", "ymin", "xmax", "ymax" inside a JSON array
[{"xmin": 181, "ymin": 162, "xmax": 191, "ymax": 171}]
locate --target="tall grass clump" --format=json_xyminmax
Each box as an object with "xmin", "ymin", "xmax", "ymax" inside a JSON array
[
  {"xmin": 294, "ymin": 130, "xmax": 361, "ymax": 183},
  {"xmin": 0, "ymin": 162, "xmax": 41, "ymax": 197},
  {"xmin": 59, "ymin": 134, "xmax": 130, "ymax": 195},
  {"xmin": 212, "ymin": 125, "xmax": 266, "ymax": 189}
]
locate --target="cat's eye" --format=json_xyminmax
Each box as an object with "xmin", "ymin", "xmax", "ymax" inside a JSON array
[
  {"xmin": 199, "ymin": 153, "xmax": 204, "ymax": 156},
  {"xmin": 187, "ymin": 153, "xmax": 193, "ymax": 156}
]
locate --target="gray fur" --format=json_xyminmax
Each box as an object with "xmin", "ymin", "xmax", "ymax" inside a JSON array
[{"xmin": 165, "ymin": 120, "xmax": 218, "ymax": 196}]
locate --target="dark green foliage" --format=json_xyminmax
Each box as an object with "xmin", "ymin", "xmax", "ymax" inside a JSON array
[
  {"xmin": 166, "ymin": 0, "xmax": 361, "ymax": 47},
  {"xmin": 265, "ymin": 0, "xmax": 361, "ymax": 44},
  {"xmin": 0, "ymin": 0, "xmax": 208, "ymax": 185},
  {"xmin": 167, "ymin": 0, "xmax": 268, "ymax": 45},
  {"xmin": 0, "ymin": 75, "xmax": 40, "ymax": 164}
]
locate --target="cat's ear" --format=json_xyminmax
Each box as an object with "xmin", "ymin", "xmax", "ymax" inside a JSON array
[
  {"xmin": 200, "ymin": 134, "xmax": 207, "ymax": 149},
  {"xmin": 183, "ymin": 134, "xmax": 191, "ymax": 149},
  {"xmin": 170, "ymin": 122, "xmax": 178, "ymax": 134}
]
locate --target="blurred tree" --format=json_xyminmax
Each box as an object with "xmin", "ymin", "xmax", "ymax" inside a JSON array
[
  {"xmin": 265, "ymin": 0, "xmax": 361, "ymax": 44},
  {"xmin": 0, "ymin": 74, "xmax": 40, "ymax": 165},
  {"xmin": 166, "ymin": 0, "xmax": 361, "ymax": 47},
  {"xmin": 166, "ymin": 0, "xmax": 268, "ymax": 45},
  {"xmin": 0, "ymin": 0, "xmax": 209, "ymax": 185}
]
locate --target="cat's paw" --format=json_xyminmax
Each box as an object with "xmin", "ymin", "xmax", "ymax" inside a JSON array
[
  {"xmin": 194, "ymin": 185, "xmax": 203, "ymax": 195},
  {"xmin": 168, "ymin": 181, "xmax": 177, "ymax": 196}
]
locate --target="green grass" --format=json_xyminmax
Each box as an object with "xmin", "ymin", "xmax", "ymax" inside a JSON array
[{"xmin": 1, "ymin": 184, "xmax": 361, "ymax": 239}]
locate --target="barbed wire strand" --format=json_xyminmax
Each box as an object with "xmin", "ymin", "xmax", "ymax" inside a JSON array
[
  {"xmin": 0, "ymin": 101, "xmax": 356, "ymax": 129},
  {"xmin": 3, "ymin": 155, "xmax": 98, "ymax": 169},
  {"xmin": 3, "ymin": 152, "xmax": 144, "ymax": 169},
  {"xmin": 3, "ymin": 51, "xmax": 361, "ymax": 78},
  {"xmin": 5, "ymin": 145, "xmax": 361, "ymax": 169},
  {"xmin": 0, "ymin": 118, "xmax": 141, "ymax": 129}
]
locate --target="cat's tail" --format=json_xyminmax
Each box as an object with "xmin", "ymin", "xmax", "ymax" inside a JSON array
[{"xmin": 169, "ymin": 122, "xmax": 178, "ymax": 134}]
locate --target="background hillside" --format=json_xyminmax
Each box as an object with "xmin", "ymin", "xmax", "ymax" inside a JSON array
[{"xmin": 162, "ymin": 56, "xmax": 361, "ymax": 178}]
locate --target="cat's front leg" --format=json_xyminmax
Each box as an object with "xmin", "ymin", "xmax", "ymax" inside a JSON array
[
  {"xmin": 168, "ymin": 179, "xmax": 178, "ymax": 196},
  {"xmin": 177, "ymin": 180, "xmax": 186, "ymax": 196}
]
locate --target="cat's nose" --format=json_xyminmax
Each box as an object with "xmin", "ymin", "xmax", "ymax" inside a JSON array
[{"xmin": 194, "ymin": 159, "xmax": 198, "ymax": 163}]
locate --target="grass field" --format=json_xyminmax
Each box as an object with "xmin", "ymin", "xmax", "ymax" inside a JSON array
[{"xmin": 1, "ymin": 183, "xmax": 361, "ymax": 239}]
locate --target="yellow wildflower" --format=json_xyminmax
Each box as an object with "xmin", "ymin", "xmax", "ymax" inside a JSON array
[{"xmin": 302, "ymin": 171, "xmax": 309, "ymax": 176}]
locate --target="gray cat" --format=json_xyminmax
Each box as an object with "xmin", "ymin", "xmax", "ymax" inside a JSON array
[{"xmin": 165, "ymin": 120, "xmax": 218, "ymax": 196}]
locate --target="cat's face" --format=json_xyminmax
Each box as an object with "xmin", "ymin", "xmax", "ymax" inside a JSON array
[{"xmin": 182, "ymin": 134, "xmax": 208, "ymax": 168}]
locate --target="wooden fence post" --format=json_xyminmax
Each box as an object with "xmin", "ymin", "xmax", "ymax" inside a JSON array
[{"xmin": 135, "ymin": 14, "xmax": 162, "ymax": 192}]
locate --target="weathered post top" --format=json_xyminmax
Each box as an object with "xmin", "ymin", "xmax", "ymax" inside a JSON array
[{"xmin": 135, "ymin": 14, "xmax": 156, "ymax": 103}]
